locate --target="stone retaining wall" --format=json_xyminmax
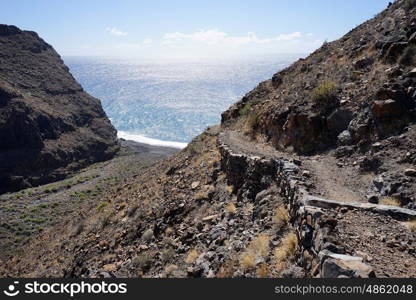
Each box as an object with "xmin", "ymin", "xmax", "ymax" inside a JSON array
[{"xmin": 218, "ymin": 133, "xmax": 415, "ymax": 278}]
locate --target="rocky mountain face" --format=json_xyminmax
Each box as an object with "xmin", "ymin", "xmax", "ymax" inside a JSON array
[
  {"xmin": 0, "ymin": 25, "xmax": 119, "ymax": 194},
  {"xmin": 2, "ymin": 1, "xmax": 416, "ymax": 278},
  {"xmin": 223, "ymin": 0, "xmax": 416, "ymax": 209},
  {"xmin": 222, "ymin": 1, "xmax": 416, "ymax": 154}
]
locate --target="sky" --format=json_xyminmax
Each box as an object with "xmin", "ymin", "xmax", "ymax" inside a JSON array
[{"xmin": 0, "ymin": 0, "xmax": 392, "ymax": 58}]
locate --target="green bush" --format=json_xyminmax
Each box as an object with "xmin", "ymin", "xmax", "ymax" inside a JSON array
[
  {"xmin": 239, "ymin": 102, "xmax": 253, "ymax": 116},
  {"xmin": 96, "ymin": 201, "xmax": 108, "ymax": 212},
  {"xmin": 312, "ymin": 82, "xmax": 338, "ymax": 107}
]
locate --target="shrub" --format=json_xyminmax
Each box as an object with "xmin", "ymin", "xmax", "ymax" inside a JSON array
[
  {"xmin": 379, "ymin": 196, "xmax": 401, "ymax": 207},
  {"xmin": 244, "ymin": 114, "xmax": 260, "ymax": 131},
  {"xmin": 256, "ymin": 263, "xmax": 269, "ymax": 278},
  {"xmin": 250, "ymin": 234, "xmax": 270, "ymax": 257},
  {"xmin": 217, "ymin": 262, "xmax": 235, "ymax": 278},
  {"xmin": 141, "ymin": 229, "xmax": 154, "ymax": 242},
  {"xmin": 240, "ymin": 252, "xmax": 256, "ymax": 270},
  {"xmin": 99, "ymin": 213, "xmax": 112, "ymax": 228},
  {"xmin": 274, "ymin": 232, "xmax": 298, "ymax": 272},
  {"xmin": 225, "ymin": 203, "xmax": 237, "ymax": 215},
  {"xmin": 239, "ymin": 102, "xmax": 253, "ymax": 116},
  {"xmin": 133, "ymin": 252, "xmax": 152, "ymax": 271},
  {"xmin": 185, "ymin": 249, "xmax": 199, "ymax": 264},
  {"xmin": 240, "ymin": 234, "xmax": 270, "ymax": 271},
  {"xmin": 161, "ymin": 248, "xmax": 176, "ymax": 263},
  {"xmin": 96, "ymin": 201, "xmax": 108, "ymax": 212},
  {"xmin": 193, "ymin": 185, "xmax": 215, "ymax": 201},
  {"xmin": 312, "ymin": 81, "xmax": 338, "ymax": 107},
  {"xmin": 274, "ymin": 206, "xmax": 290, "ymax": 230},
  {"xmin": 406, "ymin": 219, "xmax": 416, "ymax": 232}
]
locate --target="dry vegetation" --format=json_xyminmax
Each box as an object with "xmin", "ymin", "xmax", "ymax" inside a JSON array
[
  {"xmin": 240, "ymin": 234, "xmax": 270, "ymax": 270},
  {"xmin": 379, "ymin": 196, "xmax": 401, "ymax": 207},
  {"xmin": 225, "ymin": 202, "xmax": 237, "ymax": 215},
  {"xmin": 185, "ymin": 249, "xmax": 199, "ymax": 264},
  {"xmin": 274, "ymin": 206, "xmax": 290, "ymax": 230},
  {"xmin": 274, "ymin": 232, "xmax": 298, "ymax": 273},
  {"xmin": 406, "ymin": 219, "xmax": 416, "ymax": 232}
]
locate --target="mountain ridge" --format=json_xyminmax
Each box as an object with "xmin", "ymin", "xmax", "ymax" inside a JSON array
[{"xmin": 0, "ymin": 24, "xmax": 120, "ymax": 194}]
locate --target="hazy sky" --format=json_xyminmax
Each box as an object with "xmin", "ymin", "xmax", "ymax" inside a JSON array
[{"xmin": 1, "ymin": 0, "xmax": 391, "ymax": 58}]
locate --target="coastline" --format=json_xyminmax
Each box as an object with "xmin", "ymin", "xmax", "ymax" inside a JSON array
[{"xmin": 117, "ymin": 131, "xmax": 188, "ymax": 149}]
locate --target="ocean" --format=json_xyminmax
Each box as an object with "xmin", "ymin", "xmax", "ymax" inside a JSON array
[{"xmin": 65, "ymin": 55, "xmax": 301, "ymax": 148}]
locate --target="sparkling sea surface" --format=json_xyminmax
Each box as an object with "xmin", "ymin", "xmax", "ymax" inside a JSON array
[{"xmin": 65, "ymin": 55, "xmax": 301, "ymax": 147}]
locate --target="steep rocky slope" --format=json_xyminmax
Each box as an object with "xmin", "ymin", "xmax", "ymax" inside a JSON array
[
  {"xmin": 0, "ymin": 25, "xmax": 119, "ymax": 194},
  {"xmin": 0, "ymin": 139, "xmax": 177, "ymax": 260},
  {"xmin": 222, "ymin": 0, "xmax": 416, "ymax": 209},
  {"xmin": 2, "ymin": 0, "xmax": 416, "ymax": 278}
]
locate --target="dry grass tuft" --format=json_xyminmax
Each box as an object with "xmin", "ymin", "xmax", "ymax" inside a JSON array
[
  {"xmin": 193, "ymin": 191, "xmax": 207, "ymax": 200},
  {"xmin": 380, "ymin": 196, "xmax": 401, "ymax": 207},
  {"xmin": 274, "ymin": 232, "xmax": 298, "ymax": 272},
  {"xmin": 243, "ymin": 203, "xmax": 254, "ymax": 215},
  {"xmin": 165, "ymin": 227, "xmax": 174, "ymax": 236},
  {"xmin": 240, "ymin": 234, "xmax": 270, "ymax": 271},
  {"xmin": 274, "ymin": 206, "xmax": 290, "ymax": 229},
  {"xmin": 193, "ymin": 185, "xmax": 215, "ymax": 201},
  {"xmin": 251, "ymin": 234, "xmax": 270, "ymax": 257},
  {"xmin": 185, "ymin": 249, "xmax": 199, "ymax": 264},
  {"xmin": 256, "ymin": 262, "xmax": 269, "ymax": 278},
  {"xmin": 225, "ymin": 202, "xmax": 237, "ymax": 214},
  {"xmin": 217, "ymin": 261, "xmax": 235, "ymax": 278},
  {"xmin": 243, "ymin": 114, "xmax": 260, "ymax": 133},
  {"xmin": 240, "ymin": 252, "xmax": 256, "ymax": 270},
  {"xmin": 405, "ymin": 219, "xmax": 416, "ymax": 232}
]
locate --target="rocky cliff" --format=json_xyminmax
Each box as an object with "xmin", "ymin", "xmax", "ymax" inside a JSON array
[
  {"xmin": 223, "ymin": 0, "xmax": 416, "ymax": 156},
  {"xmin": 0, "ymin": 25, "xmax": 119, "ymax": 194},
  {"xmin": 2, "ymin": 0, "xmax": 416, "ymax": 278}
]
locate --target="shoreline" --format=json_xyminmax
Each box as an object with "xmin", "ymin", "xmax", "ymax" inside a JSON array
[{"xmin": 117, "ymin": 131, "xmax": 188, "ymax": 149}]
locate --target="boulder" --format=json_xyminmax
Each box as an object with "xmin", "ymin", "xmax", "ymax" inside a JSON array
[
  {"xmin": 281, "ymin": 265, "xmax": 305, "ymax": 278},
  {"xmin": 327, "ymin": 109, "xmax": 353, "ymax": 138},
  {"xmin": 404, "ymin": 168, "xmax": 416, "ymax": 177},
  {"xmin": 353, "ymin": 57, "xmax": 374, "ymax": 69},
  {"xmin": 337, "ymin": 130, "xmax": 353, "ymax": 146},
  {"xmin": 367, "ymin": 194, "xmax": 379, "ymax": 204},
  {"xmin": 321, "ymin": 257, "xmax": 375, "ymax": 278},
  {"xmin": 408, "ymin": 68, "xmax": 416, "ymax": 77},
  {"xmin": 371, "ymin": 99, "xmax": 404, "ymax": 118},
  {"xmin": 281, "ymin": 112, "xmax": 328, "ymax": 154},
  {"xmin": 384, "ymin": 42, "xmax": 408, "ymax": 63}
]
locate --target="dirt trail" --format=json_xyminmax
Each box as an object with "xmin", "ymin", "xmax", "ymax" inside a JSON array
[{"xmin": 221, "ymin": 130, "xmax": 364, "ymax": 203}]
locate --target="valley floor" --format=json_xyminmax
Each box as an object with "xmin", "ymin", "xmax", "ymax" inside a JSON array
[{"xmin": 0, "ymin": 140, "xmax": 177, "ymax": 260}]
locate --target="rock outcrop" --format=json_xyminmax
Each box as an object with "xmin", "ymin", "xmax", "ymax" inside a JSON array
[
  {"xmin": 222, "ymin": 0, "xmax": 416, "ymax": 155},
  {"xmin": 0, "ymin": 25, "xmax": 119, "ymax": 193}
]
